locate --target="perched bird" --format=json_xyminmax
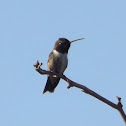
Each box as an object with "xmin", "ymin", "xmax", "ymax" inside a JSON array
[{"xmin": 43, "ymin": 38, "xmax": 84, "ymax": 94}]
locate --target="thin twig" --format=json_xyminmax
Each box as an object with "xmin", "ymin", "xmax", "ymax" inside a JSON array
[{"xmin": 34, "ymin": 60, "xmax": 126, "ymax": 124}]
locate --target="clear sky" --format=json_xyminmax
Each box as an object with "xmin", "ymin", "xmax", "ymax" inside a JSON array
[{"xmin": 0, "ymin": 0, "xmax": 126, "ymax": 126}]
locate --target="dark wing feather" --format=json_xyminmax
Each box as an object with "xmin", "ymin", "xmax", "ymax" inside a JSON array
[{"xmin": 43, "ymin": 76, "xmax": 60, "ymax": 94}]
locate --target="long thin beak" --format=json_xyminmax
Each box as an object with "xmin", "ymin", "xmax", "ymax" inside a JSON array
[{"xmin": 70, "ymin": 38, "xmax": 84, "ymax": 43}]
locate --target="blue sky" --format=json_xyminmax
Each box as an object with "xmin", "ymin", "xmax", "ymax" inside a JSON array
[{"xmin": 0, "ymin": 0, "xmax": 126, "ymax": 125}]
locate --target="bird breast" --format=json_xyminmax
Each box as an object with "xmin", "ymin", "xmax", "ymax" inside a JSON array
[{"xmin": 52, "ymin": 50, "xmax": 68, "ymax": 73}]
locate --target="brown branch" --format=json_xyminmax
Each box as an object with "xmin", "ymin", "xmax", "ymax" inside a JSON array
[{"xmin": 34, "ymin": 60, "xmax": 126, "ymax": 124}]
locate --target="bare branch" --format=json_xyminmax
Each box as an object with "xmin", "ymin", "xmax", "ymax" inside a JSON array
[{"xmin": 34, "ymin": 60, "xmax": 126, "ymax": 124}]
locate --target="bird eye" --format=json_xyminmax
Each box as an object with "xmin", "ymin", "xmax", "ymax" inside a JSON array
[{"xmin": 59, "ymin": 42, "xmax": 62, "ymax": 45}]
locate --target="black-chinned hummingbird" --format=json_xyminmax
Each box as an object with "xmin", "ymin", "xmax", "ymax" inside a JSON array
[{"xmin": 43, "ymin": 38, "xmax": 84, "ymax": 94}]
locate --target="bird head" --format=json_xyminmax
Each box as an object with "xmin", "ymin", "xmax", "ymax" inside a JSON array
[{"xmin": 54, "ymin": 38, "xmax": 84, "ymax": 53}]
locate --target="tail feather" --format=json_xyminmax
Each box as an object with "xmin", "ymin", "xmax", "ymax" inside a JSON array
[{"xmin": 43, "ymin": 76, "xmax": 60, "ymax": 94}]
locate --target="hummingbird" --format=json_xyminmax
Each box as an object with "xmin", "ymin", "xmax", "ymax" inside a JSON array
[{"xmin": 43, "ymin": 38, "xmax": 84, "ymax": 94}]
